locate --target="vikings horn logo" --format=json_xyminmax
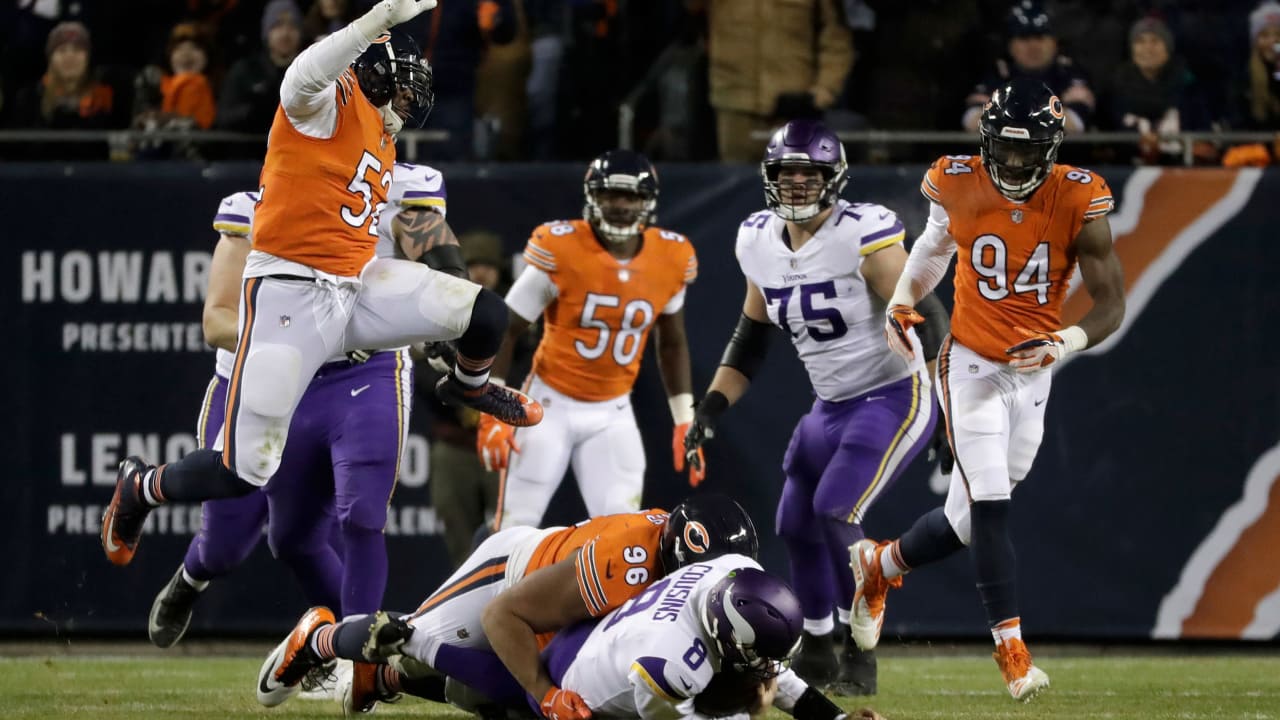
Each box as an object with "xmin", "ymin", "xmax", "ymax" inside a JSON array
[{"xmin": 684, "ymin": 521, "xmax": 710, "ymax": 554}]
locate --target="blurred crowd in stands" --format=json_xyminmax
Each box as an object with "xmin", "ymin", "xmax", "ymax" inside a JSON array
[{"xmin": 2, "ymin": 0, "xmax": 1279, "ymax": 165}]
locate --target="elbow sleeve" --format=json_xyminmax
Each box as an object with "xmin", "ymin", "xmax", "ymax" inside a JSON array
[
  {"xmin": 719, "ymin": 313, "xmax": 773, "ymax": 379},
  {"xmin": 420, "ymin": 244, "xmax": 468, "ymax": 279}
]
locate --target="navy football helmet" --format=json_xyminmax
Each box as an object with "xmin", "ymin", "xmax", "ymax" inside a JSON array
[
  {"xmin": 659, "ymin": 493, "xmax": 758, "ymax": 573},
  {"xmin": 582, "ymin": 149, "xmax": 659, "ymax": 244},
  {"xmin": 354, "ymin": 32, "xmax": 434, "ymax": 128},
  {"xmin": 761, "ymin": 120, "xmax": 848, "ymax": 222},
  {"xmin": 979, "ymin": 78, "xmax": 1064, "ymax": 199},
  {"xmin": 701, "ymin": 568, "xmax": 804, "ymax": 680}
]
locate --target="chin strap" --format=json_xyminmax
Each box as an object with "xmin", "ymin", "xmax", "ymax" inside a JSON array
[{"xmin": 379, "ymin": 104, "xmax": 404, "ymax": 135}]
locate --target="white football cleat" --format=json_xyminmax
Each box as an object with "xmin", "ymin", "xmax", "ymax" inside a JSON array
[
  {"xmin": 993, "ymin": 638, "xmax": 1050, "ymax": 701},
  {"xmin": 849, "ymin": 539, "xmax": 901, "ymax": 651}
]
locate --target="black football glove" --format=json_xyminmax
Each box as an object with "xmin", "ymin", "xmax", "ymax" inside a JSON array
[
  {"xmin": 683, "ymin": 391, "xmax": 730, "ymax": 474},
  {"xmin": 927, "ymin": 406, "xmax": 954, "ymax": 475}
]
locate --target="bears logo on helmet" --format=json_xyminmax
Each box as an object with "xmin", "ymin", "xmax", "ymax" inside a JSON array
[{"xmin": 659, "ymin": 493, "xmax": 758, "ymax": 573}]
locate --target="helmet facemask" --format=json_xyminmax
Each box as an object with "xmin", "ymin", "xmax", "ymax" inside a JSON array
[
  {"xmin": 980, "ymin": 128, "xmax": 1061, "ymax": 200},
  {"xmin": 355, "ymin": 34, "xmax": 434, "ymax": 136},
  {"xmin": 584, "ymin": 187, "xmax": 656, "ymax": 245},
  {"xmin": 762, "ymin": 160, "xmax": 843, "ymax": 222}
]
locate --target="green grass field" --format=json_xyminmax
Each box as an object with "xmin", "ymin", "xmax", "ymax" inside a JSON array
[{"xmin": 2, "ymin": 646, "xmax": 1278, "ymax": 720}]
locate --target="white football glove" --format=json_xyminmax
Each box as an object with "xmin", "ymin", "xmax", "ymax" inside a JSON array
[{"xmin": 356, "ymin": 0, "xmax": 437, "ymax": 38}]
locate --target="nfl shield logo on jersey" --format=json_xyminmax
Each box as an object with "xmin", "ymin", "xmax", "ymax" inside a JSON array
[{"xmin": 1010, "ymin": 209, "xmax": 1023, "ymax": 224}]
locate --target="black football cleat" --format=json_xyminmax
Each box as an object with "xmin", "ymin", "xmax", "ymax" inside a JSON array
[
  {"xmin": 148, "ymin": 565, "xmax": 203, "ymax": 648},
  {"xmin": 791, "ymin": 630, "xmax": 839, "ymax": 688},
  {"xmin": 435, "ymin": 374, "xmax": 544, "ymax": 427},
  {"xmin": 101, "ymin": 456, "xmax": 155, "ymax": 566}
]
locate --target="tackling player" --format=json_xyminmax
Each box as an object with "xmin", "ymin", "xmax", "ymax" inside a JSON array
[
  {"xmin": 684, "ymin": 120, "xmax": 948, "ymax": 695},
  {"xmin": 855, "ymin": 78, "xmax": 1125, "ymax": 701},
  {"xmin": 255, "ymin": 494, "xmax": 758, "ymax": 715},
  {"xmin": 478, "ymin": 150, "xmax": 705, "ymax": 528}
]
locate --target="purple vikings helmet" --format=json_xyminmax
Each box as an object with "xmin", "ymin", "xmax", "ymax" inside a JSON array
[
  {"xmin": 761, "ymin": 120, "xmax": 849, "ymax": 222},
  {"xmin": 701, "ymin": 568, "xmax": 804, "ymax": 680}
]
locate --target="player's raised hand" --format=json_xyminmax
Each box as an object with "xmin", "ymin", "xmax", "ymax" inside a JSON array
[
  {"xmin": 541, "ymin": 686, "xmax": 592, "ymax": 720},
  {"xmin": 372, "ymin": 0, "xmax": 437, "ymax": 28},
  {"xmin": 885, "ymin": 304, "xmax": 924, "ymax": 361},
  {"xmin": 476, "ymin": 414, "xmax": 518, "ymax": 471},
  {"xmin": 1005, "ymin": 326, "xmax": 1066, "ymax": 373},
  {"xmin": 674, "ymin": 423, "xmax": 706, "ymax": 487}
]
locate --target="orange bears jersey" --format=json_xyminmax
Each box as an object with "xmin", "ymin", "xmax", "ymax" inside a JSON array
[
  {"xmin": 253, "ymin": 69, "xmax": 395, "ymax": 277},
  {"xmin": 921, "ymin": 155, "xmax": 1113, "ymax": 361},
  {"xmin": 521, "ymin": 220, "xmax": 697, "ymax": 401},
  {"xmin": 526, "ymin": 509, "xmax": 669, "ymax": 618}
]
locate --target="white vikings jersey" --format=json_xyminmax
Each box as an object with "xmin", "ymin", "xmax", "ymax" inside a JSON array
[
  {"xmin": 735, "ymin": 199, "xmax": 924, "ymax": 402},
  {"xmin": 210, "ymin": 191, "xmax": 258, "ymax": 379},
  {"xmin": 375, "ymin": 162, "xmax": 447, "ymax": 258},
  {"xmin": 551, "ymin": 554, "xmax": 761, "ymax": 720}
]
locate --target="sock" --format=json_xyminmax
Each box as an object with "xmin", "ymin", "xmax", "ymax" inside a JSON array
[
  {"xmin": 340, "ymin": 524, "xmax": 388, "ymax": 616},
  {"xmin": 970, "ymin": 500, "xmax": 1018, "ymax": 628},
  {"xmin": 156, "ymin": 448, "xmax": 255, "ymax": 502},
  {"xmin": 836, "ymin": 607, "xmax": 851, "ymax": 626},
  {"xmin": 454, "ymin": 352, "xmax": 493, "ymax": 388},
  {"xmin": 821, "ymin": 517, "xmax": 863, "ymax": 609},
  {"xmin": 310, "ymin": 622, "xmax": 340, "ymax": 661},
  {"xmin": 896, "ymin": 506, "xmax": 965, "ymax": 574},
  {"xmin": 992, "ymin": 617, "xmax": 1023, "ymax": 646},
  {"xmin": 141, "ymin": 467, "xmax": 165, "ymax": 506},
  {"xmin": 453, "ymin": 288, "xmax": 507, "ymax": 388},
  {"xmin": 181, "ymin": 566, "xmax": 210, "ymax": 592},
  {"xmin": 803, "ymin": 615, "xmax": 834, "ymax": 635},
  {"xmin": 880, "ymin": 540, "xmax": 908, "ymax": 580},
  {"xmin": 379, "ymin": 665, "xmax": 403, "ymax": 694}
]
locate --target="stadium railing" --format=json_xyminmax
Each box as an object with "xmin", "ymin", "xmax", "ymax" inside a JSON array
[{"xmin": 0, "ymin": 129, "xmax": 1275, "ymax": 165}]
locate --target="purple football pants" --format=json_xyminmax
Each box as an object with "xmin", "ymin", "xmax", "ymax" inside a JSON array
[{"xmin": 776, "ymin": 372, "xmax": 935, "ymax": 621}]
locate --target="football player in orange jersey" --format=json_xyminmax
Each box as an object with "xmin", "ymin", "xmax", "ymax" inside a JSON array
[
  {"xmin": 255, "ymin": 494, "xmax": 757, "ymax": 716},
  {"xmin": 476, "ymin": 150, "xmax": 705, "ymax": 529},
  {"xmin": 850, "ymin": 79, "xmax": 1126, "ymax": 701},
  {"xmin": 102, "ymin": 0, "xmax": 543, "ymax": 571}
]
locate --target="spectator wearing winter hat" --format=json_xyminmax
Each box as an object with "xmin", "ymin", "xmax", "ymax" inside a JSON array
[
  {"xmin": 304, "ymin": 0, "xmax": 360, "ymax": 44},
  {"xmin": 1108, "ymin": 16, "xmax": 1212, "ymax": 164},
  {"xmin": 134, "ymin": 22, "xmax": 218, "ymax": 132},
  {"xmin": 962, "ymin": 0, "xmax": 1095, "ymax": 132},
  {"xmin": 216, "ymin": 0, "xmax": 304, "ymax": 135},
  {"xmin": 1242, "ymin": 0, "xmax": 1280, "ymax": 129},
  {"xmin": 7, "ymin": 21, "xmax": 125, "ymax": 159}
]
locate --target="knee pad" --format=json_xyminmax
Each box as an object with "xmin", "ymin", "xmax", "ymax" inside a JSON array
[{"xmin": 239, "ymin": 343, "xmax": 304, "ymax": 418}]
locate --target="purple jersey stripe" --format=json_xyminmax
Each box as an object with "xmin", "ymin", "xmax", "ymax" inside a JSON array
[
  {"xmin": 861, "ymin": 220, "xmax": 905, "ymax": 245},
  {"xmin": 634, "ymin": 656, "xmax": 683, "ymax": 699},
  {"xmin": 402, "ymin": 189, "xmax": 446, "ymax": 200},
  {"xmin": 214, "ymin": 212, "xmax": 251, "ymax": 225}
]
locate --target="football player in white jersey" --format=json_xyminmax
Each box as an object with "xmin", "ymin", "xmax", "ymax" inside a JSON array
[{"xmin": 684, "ymin": 120, "xmax": 950, "ymax": 695}]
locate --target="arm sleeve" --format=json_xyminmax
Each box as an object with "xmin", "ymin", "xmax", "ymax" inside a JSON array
[
  {"xmin": 505, "ymin": 264, "xmax": 558, "ymax": 323},
  {"xmin": 889, "ymin": 202, "xmax": 957, "ymax": 307},
  {"xmin": 280, "ymin": 24, "xmax": 373, "ymax": 131}
]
